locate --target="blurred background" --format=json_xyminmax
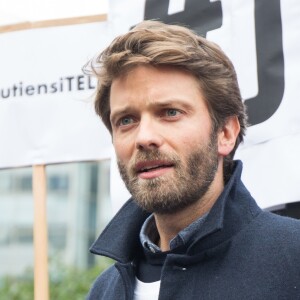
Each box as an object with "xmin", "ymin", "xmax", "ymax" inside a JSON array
[
  {"xmin": 0, "ymin": 1, "xmax": 113, "ymax": 298},
  {"xmin": 0, "ymin": 161, "xmax": 113, "ymax": 299}
]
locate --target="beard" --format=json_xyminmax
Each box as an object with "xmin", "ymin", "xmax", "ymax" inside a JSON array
[{"xmin": 117, "ymin": 132, "xmax": 219, "ymax": 214}]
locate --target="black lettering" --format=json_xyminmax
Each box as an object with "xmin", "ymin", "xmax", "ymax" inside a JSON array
[
  {"xmin": 144, "ymin": 0, "xmax": 222, "ymax": 37},
  {"xmin": 50, "ymin": 82, "xmax": 58, "ymax": 93},
  {"xmin": 12, "ymin": 84, "xmax": 18, "ymax": 97},
  {"xmin": 60, "ymin": 78, "xmax": 64, "ymax": 92},
  {"xmin": 77, "ymin": 75, "xmax": 85, "ymax": 90},
  {"xmin": 65, "ymin": 76, "xmax": 74, "ymax": 91},
  {"xmin": 1, "ymin": 88, "xmax": 10, "ymax": 99},
  {"xmin": 26, "ymin": 85, "xmax": 35, "ymax": 95},
  {"xmin": 37, "ymin": 84, "xmax": 47, "ymax": 94},
  {"xmin": 19, "ymin": 82, "xmax": 23, "ymax": 96},
  {"xmin": 88, "ymin": 76, "xmax": 96, "ymax": 89},
  {"xmin": 244, "ymin": 0, "xmax": 284, "ymax": 125}
]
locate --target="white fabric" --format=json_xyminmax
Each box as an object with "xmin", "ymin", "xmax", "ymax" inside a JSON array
[
  {"xmin": 133, "ymin": 278, "xmax": 161, "ymax": 300},
  {"xmin": 0, "ymin": 21, "xmax": 112, "ymax": 168}
]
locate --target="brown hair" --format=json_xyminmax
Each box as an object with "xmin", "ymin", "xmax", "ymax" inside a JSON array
[{"xmin": 84, "ymin": 20, "xmax": 247, "ymax": 176}]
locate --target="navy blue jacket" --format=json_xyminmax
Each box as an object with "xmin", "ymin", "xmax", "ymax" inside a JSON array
[{"xmin": 87, "ymin": 161, "xmax": 300, "ymax": 299}]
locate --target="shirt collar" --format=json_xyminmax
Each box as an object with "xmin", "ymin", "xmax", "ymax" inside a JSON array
[{"xmin": 140, "ymin": 212, "xmax": 209, "ymax": 253}]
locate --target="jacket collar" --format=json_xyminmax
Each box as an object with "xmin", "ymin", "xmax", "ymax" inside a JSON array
[
  {"xmin": 90, "ymin": 197, "xmax": 150, "ymax": 262},
  {"xmin": 185, "ymin": 160, "xmax": 261, "ymax": 255},
  {"xmin": 90, "ymin": 160, "xmax": 261, "ymax": 262}
]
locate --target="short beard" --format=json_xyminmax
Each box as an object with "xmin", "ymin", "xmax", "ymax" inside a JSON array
[{"xmin": 117, "ymin": 133, "xmax": 219, "ymax": 214}]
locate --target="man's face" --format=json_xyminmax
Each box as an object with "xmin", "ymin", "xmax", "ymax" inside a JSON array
[{"xmin": 110, "ymin": 65, "xmax": 220, "ymax": 214}]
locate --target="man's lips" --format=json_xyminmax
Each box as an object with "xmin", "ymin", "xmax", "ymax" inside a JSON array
[{"xmin": 135, "ymin": 160, "xmax": 174, "ymax": 175}]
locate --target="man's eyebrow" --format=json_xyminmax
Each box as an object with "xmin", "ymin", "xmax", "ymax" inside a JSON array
[
  {"xmin": 110, "ymin": 106, "xmax": 135, "ymax": 123},
  {"xmin": 150, "ymin": 99, "xmax": 194, "ymax": 110}
]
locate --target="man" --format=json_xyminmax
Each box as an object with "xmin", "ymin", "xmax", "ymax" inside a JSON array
[{"xmin": 86, "ymin": 21, "xmax": 300, "ymax": 299}]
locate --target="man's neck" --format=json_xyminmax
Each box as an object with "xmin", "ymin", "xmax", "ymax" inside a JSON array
[{"xmin": 154, "ymin": 165, "xmax": 224, "ymax": 252}]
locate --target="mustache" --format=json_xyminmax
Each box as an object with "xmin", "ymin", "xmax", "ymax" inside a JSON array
[{"xmin": 128, "ymin": 149, "xmax": 180, "ymax": 173}]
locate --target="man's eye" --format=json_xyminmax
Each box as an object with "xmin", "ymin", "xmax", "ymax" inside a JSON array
[
  {"xmin": 118, "ymin": 116, "xmax": 134, "ymax": 126},
  {"xmin": 165, "ymin": 109, "xmax": 180, "ymax": 117}
]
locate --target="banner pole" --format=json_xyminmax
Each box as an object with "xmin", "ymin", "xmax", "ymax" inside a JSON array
[{"xmin": 33, "ymin": 165, "xmax": 49, "ymax": 300}]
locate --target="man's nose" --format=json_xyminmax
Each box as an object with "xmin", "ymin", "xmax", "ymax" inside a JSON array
[{"xmin": 135, "ymin": 117, "xmax": 163, "ymax": 150}]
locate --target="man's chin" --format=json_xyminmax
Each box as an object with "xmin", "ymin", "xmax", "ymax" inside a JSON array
[{"xmin": 134, "ymin": 199, "xmax": 192, "ymax": 215}]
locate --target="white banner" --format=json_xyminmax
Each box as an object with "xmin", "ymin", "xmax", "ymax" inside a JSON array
[{"xmin": 0, "ymin": 21, "xmax": 112, "ymax": 168}]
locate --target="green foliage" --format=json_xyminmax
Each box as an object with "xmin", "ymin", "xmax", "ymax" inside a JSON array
[
  {"xmin": 0, "ymin": 271, "xmax": 33, "ymax": 300},
  {"xmin": 0, "ymin": 257, "xmax": 113, "ymax": 300}
]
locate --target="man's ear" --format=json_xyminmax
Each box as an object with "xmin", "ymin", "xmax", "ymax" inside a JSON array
[{"xmin": 218, "ymin": 116, "xmax": 240, "ymax": 156}]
